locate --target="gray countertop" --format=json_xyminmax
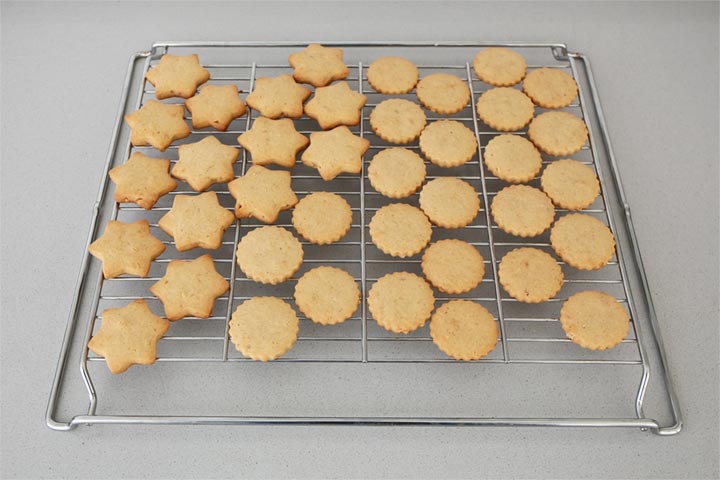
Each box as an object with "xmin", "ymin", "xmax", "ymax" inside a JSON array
[{"xmin": 2, "ymin": 1, "xmax": 718, "ymax": 478}]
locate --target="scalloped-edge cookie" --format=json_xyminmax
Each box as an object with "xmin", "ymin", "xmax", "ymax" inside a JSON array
[
  {"xmin": 229, "ymin": 297, "xmax": 299, "ymax": 361},
  {"xmin": 235, "ymin": 226, "xmax": 303, "ymax": 285},
  {"xmin": 484, "ymin": 134, "xmax": 543, "ymax": 184},
  {"xmin": 473, "ymin": 48, "xmax": 527, "ymax": 87},
  {"xmin": 560, "ymin": 291, "xmax": 629, "ymax": 350},
  {"xmin": 419, "ymin": 177, "xmax": 480, "ymax": 228},
  {"xmin": 498, "ymin": 247, "xmax": 564, "ymax": 303},
  {"xmin": 550, "ymin": 213, "xmax": 616, "ymax": 270},
  {"xmin": 476, "ymin": 87, "xmax": 535, "ymax": 132},
  {"xmin": 368, "ymin": 272, "xmax": 435, "ymax": 334},
  {"xmin": 294, "ymin": 266, "xmax": 360, "ymax": 325},
  {"xmin": 430, "ymin": 300, "xmax": 498, "ymax": 361},
  {"xmin": 416, "ymin": 73, "xmax": 470, "ymax": 114},
  {"xmin": 367, "ymin": 56, "xmax": 419, "ymax": 94},
  {"xmin": 528, "ymin": 111, "xmax": 588, "ymax": 156},
  {"xmin": 292, "ymin": 192, "xmax": 353, "ymax": 245},
  {"xmin": 419, "ymin": 120, "xmax": 477, "ymax": 168},
  {"xmin": 369, "ymin": 99, "xmax": 426, "ymax": 144},
  {"xmin": 369, "ymin": 203, "xmax": 432, "ymax": 258},
  {"xmin": 522, "ymin": 67, "xmax": 578, "ymax": 109},
  {"xmin": 540, "ymin": 159, "xmax": 599, "ymax": 210},
  {"xmin": 491, "ymin": 185, "xmax": 555, "ymax": 237},
  {"xmin": 367, "ymin": 148, "xmax": 426, "ymax": 198},
  {"xmin": 422, "ymin": 239, "xmax": 485, "ymax": 294}
]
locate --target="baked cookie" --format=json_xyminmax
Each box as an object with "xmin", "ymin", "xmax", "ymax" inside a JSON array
[
  {"xmin": 237, "ymin": 117, "xmax": 309, "ymax": 169},
  {"xmin": 291, "ymin": 192, "xmax": 353, "ymax": 244},
  {"xmin": 528, "ymin": 111, "xmax": 588, "ymax": 156},
  {"xmin": 430, "ymin": 300, "xmax": 498, "ymax": 361},
  {"xmin": 301, "ymin": 126, "xmax": 370, "ymax": 181},
  {"xmin": 245, "ymin": 75, "xmax": 312, "ymax": 119},
  {"xmin": 185, "ymin": 84, "xmax": 247, "ymax": 131},
  {"xmin": 109, "ymin": 152, "xmax": 177, "ymax": 209},
  {"xmin": 294, "ymin": 266, "xmax": 360, "ymax": 325},
  {"xmin": 550, "ymin": 213, "xmax": 616, "ymax": 270},
  {"xmin": 367, "ymin": 148, "xmax": 426, "ymax": 198},
  {"xmin": 419, "ymin": 177, "xmax": 480, "ymax": 228},
  {"xmin": 522, "ymin": 67, "xmax": 578, "ymax": 109},
  {"xmin": 491, "ymin": 185, "xmax": 555, "ymax": 237},
  {"xmin": 229, "ymin": 297, "xmax": 299, "ymax": 361},
  {"xmin": 483, "ymin": 134, "xmax": 542, "ymax": 184},
  {"xmin": 498, "ymin": 247, "xmax": 564, "ymax": 303},
  {"xmin": 418, "ymin": 120, "xmax": 477, "ymax": 167},
  {"xmin": 540, "ymin": 159, "xmax": 599, "ymax": 210},
  {"xmin": 416, "ymin": 73, "xmax": 471, "ymax": 114},
  {"xmin": 288, "ymin": 43, "xmax": 349, "ymax": 87},
  {"xmin": 227, "ymin": 165, "xmax": 298, "ymax": 223},
  {"xmin": 304, "ymin": 81, "xmax": 367, "ymax": 130},
  {"xmin": 473, "ymin": 48, "xmax": 527, "ymax": 86},
  {"xmin": 367, "ymin": 272, "xmax": 435, "ymax": 334},
  {"xmin": 476, "ymin": 87, "xmax": 535, "ymax": 132},
  {"xmin": 145, "ymin": 54, "xmax": 210, "ymax": 99},
  {"xmin": 369, "ymin": 99, "xmax": 426, "ymax": 144},
  {"xmin": 88, "ymin": 299, "xmax": 169, "ymax": 374},
  {"xmin": 88, "ymin": 219, "xmax": 165, "ymax": 279},
  {"xmin": 172, "ymin": 136, "xmax": 240, "ymax": 192},
  {"xmin": 367, "ymin": 56, "xmax": 419, "ymax": 94},
  {"xmin": 422, "ymin": 239, "xmax": 485, "ymax": 294},
  {"xmin": 235, "ymin": 226, "xmax": 303, "ymax": 285},
  {"xmin": 560, "ymin": 291, "xmax": 629, "ymax": 350},
  {"xmin": 124, "ymin": 100, "xmax": 190, "ymax": 152},
  {"xmin": 158, "ymin": 191, "xmax": 235, "ymax": 251},
  {"xmin": 369, "ymin": 203, "xmax": 432, "ymax": 258}
]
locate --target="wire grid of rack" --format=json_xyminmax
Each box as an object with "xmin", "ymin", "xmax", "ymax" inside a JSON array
[{"xmin": 46, "ymin": 42, "xmax": 681, "ymax": 433}]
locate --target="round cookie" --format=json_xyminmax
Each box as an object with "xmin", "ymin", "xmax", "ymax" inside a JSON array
[
  {"xmin": 416, "ymin": 73, "xmax": 471, "ymax": 114},
  {"xmin": 498, "ymin": 247, "xmax": 564, "ymax": 303},
  {"xmin": 369, "ymin": 203, "xmax": 432, "ymax": 257},
  {"xmin": 491, "ymin": 185, "xmax": 555, "ymax": 237},
  {"xmin": 368, "ymin": 272, "xmax": 435, "ymax": 334},
  {"xmin": 292, "ymin": 192, "xmax": 353, "ymax": 245},
  {"xmin": 367, "ymin": 56, "xmax": 419, "ymax": 94},
  {"xmin": 418, "ymin": 120, "xmax": 478, "ymax": 168},
  {"xmin": 484, "ymin": 134, "xmax": 542, "ymax": 183},
  {"xmin": 476, "ymin": 87, "xmax": 535, "ymax": 132},
  {"xmin": 430, "ymin": 300, "xmax": 498, "ymax": 361},
  {"xmin": 419, "ymin": 177, "xmax": 480, "ymax": 228},
  {"xmin": 550, "ymin": 213, "xmax": 616, "ymax": 270},
  {"xmin": 367, "ymin": 148, "xmax": 427, "ymax": 198},
  {"xmin": 560, "ymin": 291, "xmax": 629, "ymax": 350},
  {"xmin": 370, "ymin": 99, "xmax": 427, "ymax": 144},
  {"xmin": 528, "ymin": 112, "xmax": 588, "ymax": 156},
  {"xmin": 294, "ymin": 266, "xmax": 360, "ymax": 325},
  {"xmin": 422, "ymin": 239, "xmax": 485, "ymax": 294},
  {"xmin": 473, "ymin": 48, "xmax": 527, "ymax": 87},
  {"xmin": 235, "ymin": 226, "xmax": 303, "ymax": 284},
  {"xmin": 540, "ymin": 159, "xmax": 600, "ymax": 210},
  {"xmin": 522, "ymin": 67, "xmax": 578, "ymax": 109},
  {"xmin": 228, "ymin": 297, "xmax": 299, "ymax": 361}
]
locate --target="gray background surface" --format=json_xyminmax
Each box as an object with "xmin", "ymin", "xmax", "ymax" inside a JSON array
[{"xmin": 1, "ymin": 1, "xmax": 719, "ymax": 478}]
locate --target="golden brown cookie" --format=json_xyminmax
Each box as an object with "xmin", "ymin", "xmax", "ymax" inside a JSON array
[
  {"xmin": 158, "ymin": 191, "xmax": 235, "ymax": 251},
  {"xmin": 245, "ymin": 75, "xmax": 312, "ymax": 119},
  {"xmin": 88, "ymin": 219, "xmax": 165, "ymax": 279},
  {"xmin": 369, "ymin": 203, "xmax": 432, "ymax": 258},
  {"xmin": 185, "ymin": 84, "xmax": 247, "ymax": 131},
  {"xmin": 88, "ymin": 299, "xmax": 169, "ymax": 374},
  {"xmin": 550, "ymin": 213, "xmax": 616, "ymax": 270},
  {"xmin": 522, "ymin": 67, "xmax": 578, "ymax": 109},
  {"xmin": 237, "ymin": 117, "xmax": 308, "ymax": 169},
  {"xmin": 422, "ymin": 239, "xmax": 485, "ymax": 294},
  {"xmin": 227, "ymin": 165, "xmax": 298, "ymax": 223},
  {"xmin": 483, "ymin": 134, "xmax": 542, "ymax": 184},
  {"xmin": 430, "ymin": 300, "xmax": 498, "ymax": 361},
  {"xmin": 416, "ymin": 73, "xmax": 471, "ymax": 114},
  {"xmin": 369, "ymin": 99, "xmax": 427, "ymax": 144},
  {"xmin": 473, "ymin": 48, "xmax": 527, "ymax": 87},
  {"xmin": 235, "ymin": 226, "xmax": 303, "ymax": 285},
  {"xmin": 109, "ymin": 152, "xmax": 177, "ymax": 209},
  {"xmin": 288, "ymin": 43, "xmax": 349, "ymax": 88},
  {"xmin": 150, "ymin": 254, "xmax": 229, "ymax": 321},
  {"xmin": 172, "ymin": 136, "xmax": 240, "ymax": 192},
  {"xmin": 498, "ymin": 247, "xmax": 564, "ymax": 303},
  {"xmin": 304, "ymin": 81, "xmax": 367, "ymax": 130},
  {"xmin": 294, "ymin": 266, "xmax": 360, "ymax": 325},
  {"xmin": 367, "ymin": 148, "xmax": 426, "ymax": 198},
  {"xmin": 491, "ymin": 185, "xmax": 555, "ymax": 237},
  {"xmin": 527, "ymin": 111, "xmax": 588, "ymax": 156},
  {"xmin": 291, "ymin": 192, "xmax": 352, "ymax": 245},
  {"xmin": 560, "ymin": 291, "xmax": 629, "ymax": 350},
  {"xmin": 367, "ymin": 56, "xmax": 419, "ymax": 94},
  {"xmin": 301, "ymin": 126, "xmax": 370, "ymax": 181},
  {"xmin": 124, "ymin": 100, "xmax": 190, "ymax": 152},
  {"xmin": 540, "ymin": 159, "xmax": 599, "ymax": 210},
  {"xmin": 229, "ymin": 297, "xmax": 299, "ymax": 361},
  {"xmin": 145, "ymin": 54, "xmax": 210, "ymax": 99},
  {"xmin": 367, "ymin": 272, "xmax": 435, "ymax": 334},
  {"xmin": 418, "ymin": 120, "xmax": 478, "ymax": 167},
  {"xmin": 419, "ymin": 177, "xmax": 480, "ymax": 228},
  {"xmin": 476, "ymin": 87, "xmax": 535, "ymax": 132}
]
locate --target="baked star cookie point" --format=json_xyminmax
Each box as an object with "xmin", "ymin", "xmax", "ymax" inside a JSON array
[
  {"xmin": 491, "ymin": 185, "xmax": 555, "ymax": 237},
  {"xmin": 145, "ymin": 53, "xmax": 210, "ymax": 99},
  {"xmin": 498, "ymin": 247, "xmax": 564, "ymax": 303},
  {"xmin": 550, "ymin": 213, "xmax": 616, "ymax": 270},
  {"xmin": 88, "ymin": 219, "xmax": 165, "ymax": 279},
  {"xmin": 245, "ymin": 75, "xmax": 312, "ymax": 119},
  {"xmin": 476, "ymin": 87, "xmax": 535, "ymax": 132},
  {"xmin": 227, "ymin": 165, "xmax": 298, "ymax": 223},
  {"xmin": 367, "ymin": 147, "xmax": 426, "ymax": 198},
  {"xmin": 185, "ymin": 84, "xmax": 247, "ymax": 131},
  {"xmin": 292, "ymin": 192, "xmax": 352, "ymax": 245},
  {"xmin": 430, "ymin": 300, "xmax": 498, "ymax": 361},
  {"xmin": 237, "ymin": 117, "xmax": 308, "ymax": 169},
  {"xmin": 419, "ymin": 177, "xmax": 480, "ymax": 228},
  {"xmin": 522, "ymin": 67, "xmax": 578, "ymax": 109},
  {"xmin": 560, "ymin": 291, "xmax": 629, "ymax": 350},
  {"xmin": 304, "ymin": 81, "xmax": 367, "ymax": 130},
  {"xmin": 235, "ymin": 226, "xmax": 303, "ymax": 285},
  {"xmin": 158, "ymin": 191, "xmax": 235, "ymax": 251},
  {"xmin": 540, "ymin": 159, "xmax": 599, "ymax": 210},
  {"xmin": 484, "ymin": 134, "xmax": 542, "ymax": 184},
  {"xmin": 369, "ymin": 99, "xmax": 426, "ymax": 144},
  {"xmin": 416, "ymin": 73, "xmax": 471, "ymax": 114},
  {"xmin": 473, "ymin": 48, "xmax": 527, "ymax": 86},
  {"xmin": 229, "ymin": 297, "xmax": 299, "ymax": 361},
  {"xmin": 419, "ymin": 120, "xmax": 478, "ymax": 168},
  {"xmin": 109, "ymin": 152, "xmax": 177, "ymax": 209},
  {"xmin": 369, "ymin": 203, "xmax": 432, "ymax": 258},
  {"xmin": 367, "ymin": 56, "xmax": 419, "ymax": 94},
  {"xmin": 301, "ymin": 125, "xmax": 370, "ymax": 181},
  {"xmin": 368, "ymin": 272, "xmax": 435, "ymax": 334},
  {"xmin": 172, "ymin": 136, "xmax": 240, "ymax": 192},
  {"xmin": 422, "ymin": 239, "xmax": 485, "ymax": 294},
  {"xmin": 294, "ymin": 266, "xmax": 360, "ymax": 325},
  {"xmin": 528, "ymin": 111, "xmax": 588, "ymax": 156},
  {"xmin": 288, "ymin": 43, "xmax": 349, "ymax": 87},
  {"xmin": 124, "ymin": 100, "xmax": 190, "ymax": 152}
]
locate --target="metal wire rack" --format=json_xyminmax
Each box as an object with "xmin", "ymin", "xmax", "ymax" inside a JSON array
[{"xmin": 46, "ymin": 42, "xmax": 681, "ymax": 433}]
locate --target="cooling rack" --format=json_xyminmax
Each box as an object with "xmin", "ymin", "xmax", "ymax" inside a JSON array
[{"xmin": 46, "ymin": 41, "xmax": 681, "ymax": 434}]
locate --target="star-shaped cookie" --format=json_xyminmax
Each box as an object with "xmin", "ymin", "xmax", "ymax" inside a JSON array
[
  {"xmin": 88, "ymin": 299, "xmax": 169, "ymax": 374},
  {"xmin": 245, "ymin": 75, "xmax": 311, "ymax": 119},
  {"xmin": 88, "ymin": 219, "xmax": 165, "ymax": 279},
  {"xmin": 124, "ymin": 100, "xmax": 190, "ymax": 152},
  {"xmin": 227, "ymin": 165, "xmax": 298, "ymax": 223},
  {"xmin": 109, "ymin": 152, "xmax": 177, "ymax": 209},
  {"xmin": 172, "ymin": 136, "xmax": 240, "ymax": 191},
  {"xmin": 145, "ymin": 54, "xmax": 210, "ymax": 99},
  {"xmin": 150, "ymin": 254, "xmax": 230, "ymax": 321},
  {"xmin": 237, "ymin": 117, "xmax": 309, "ymax": 168},
  {"xmin": 288, "ymin": 44, "xmax": 349, "ymax": 87},
  {"xmin": 185, "ymin": 84, "xmax": 247, "ymax": 131},
  {"xmin": 301, "ymin": 126, "xmax": 370, "ymax": 181},
  {"xmin": 158, "ymin": 191, "xmax": 235, "ymax": 251},
  {"xmin": 304, "ymin": 81, "xmax": 367, "ymax": 130}
]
